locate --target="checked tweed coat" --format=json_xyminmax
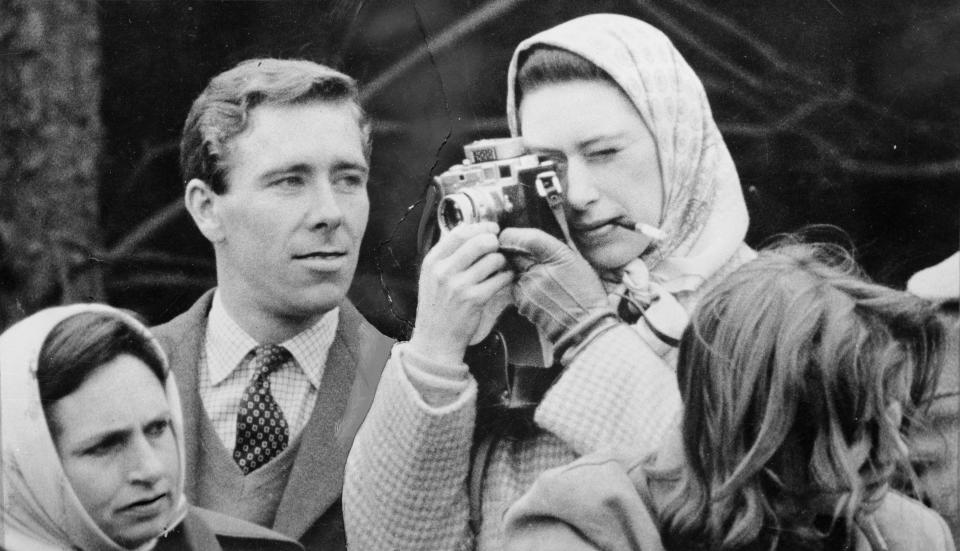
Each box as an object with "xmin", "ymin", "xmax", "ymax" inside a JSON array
[{"xmin": 343, "ymin": 323, "xmax": 683, "ymax": 550}]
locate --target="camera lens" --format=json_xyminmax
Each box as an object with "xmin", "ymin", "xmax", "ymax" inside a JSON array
[{"xmin": 438, "ymin": 193, "xmax": 477, "ymax": 230}]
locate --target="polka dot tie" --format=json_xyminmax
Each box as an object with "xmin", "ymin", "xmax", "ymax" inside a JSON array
[{"xmin": 233, "ymin": 345, "xmax": 291, "ymax": 475}]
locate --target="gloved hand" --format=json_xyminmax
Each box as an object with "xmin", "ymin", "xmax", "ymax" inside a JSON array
[{"xmin": 498, "ymin": 227, "xmax": 618, "ymax": 363}]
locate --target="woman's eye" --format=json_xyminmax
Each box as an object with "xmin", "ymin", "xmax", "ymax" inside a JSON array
[
  {"xmin": 334, "ymin": 174, "xmax": 366, "ymax": 191},
  {"xmin": 587, "ymin": 147, "xmax": 620, "ymax": 160},
  {"xmin": 84, "ymin": 439, "xmax": 120, "ymax": 456},
  {"xmin": 145, "ymin": 419, "xmax": 170, "ymax": 438}
]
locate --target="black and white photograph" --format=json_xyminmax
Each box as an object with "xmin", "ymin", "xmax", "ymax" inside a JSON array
[{"xmin": 1, "ymin": 1, "xmax": 958, "ymax": 550}]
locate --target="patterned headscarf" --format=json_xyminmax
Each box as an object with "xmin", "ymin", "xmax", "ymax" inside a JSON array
[
  {"xmin": 506, "ymin": 13, "xmax": 750, "ymax": 295},
  {"xmin": 0, "ymin": 304, "xmax": 188, "ymax": 551}
]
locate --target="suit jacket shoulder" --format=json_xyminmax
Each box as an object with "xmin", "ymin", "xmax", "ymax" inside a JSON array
[
  {"xmin": 152, "ymin": 289, "xmax": 214, "ymax": 382},
  {"xmin": 189, "ymin": 506, "xmax": 305, "ymax": 551}
]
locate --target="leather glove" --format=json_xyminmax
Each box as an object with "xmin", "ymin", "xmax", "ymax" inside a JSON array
[{"xmin": 499, "ymin": 227, "xmax": 618, "ymax": 363}]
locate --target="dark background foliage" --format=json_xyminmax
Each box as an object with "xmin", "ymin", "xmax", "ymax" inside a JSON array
[{"xmin": 73, "ymin": 0, "xmax": 960, "ymax": 337}]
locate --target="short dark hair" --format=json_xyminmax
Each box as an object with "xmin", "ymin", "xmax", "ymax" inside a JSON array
[
  {"xmin": 515, "ymin": 46, "xmax": 615, "ymax": 109},
  {"xmin": 180, "ymin": 58, "xmax": 371, "ymax": 194},
  {"xmin": 38, "ymin": 312, "xmax": 167, "ymax": 407}
]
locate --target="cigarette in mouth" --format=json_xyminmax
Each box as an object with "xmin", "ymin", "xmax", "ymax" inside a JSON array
[{"xmin": 612, "ymin": 217, "xmax": 666, "ymax": 241}]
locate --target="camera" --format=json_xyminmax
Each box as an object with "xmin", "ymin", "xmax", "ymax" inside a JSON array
[
  {"xmin": 432, "ymin": 137, "xmax": 570, "ymax": 241},
  {"xmin": 417, "ymin": 138, "xmax": 575, "ymax": 437}
]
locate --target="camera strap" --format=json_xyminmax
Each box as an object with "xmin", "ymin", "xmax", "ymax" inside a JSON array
[
  {"xmin": 468, "ymin": 432, "xmax": 499, "ymax": 538},
  {"xmin": 534, "ymin": 171, "xmax": 579, "ymax": 253}
]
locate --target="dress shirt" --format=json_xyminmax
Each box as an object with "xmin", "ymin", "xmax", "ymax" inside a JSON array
[{"xmin": 198, "ymin": 291, "xmax": 339, "ymax": 448}]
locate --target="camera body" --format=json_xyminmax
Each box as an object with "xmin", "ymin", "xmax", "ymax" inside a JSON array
[
  {"xmin": 433, "ymin": 137, "xmax": 566, "ymax": 240},
  {"xmin": 421, "ymin": 138, "xmax": 571, "ymax": 435}
]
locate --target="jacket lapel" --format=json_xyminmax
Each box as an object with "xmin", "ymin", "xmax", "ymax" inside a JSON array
[
  {"xmin": 152, "ymin": 290, "xmax": 216, "ymax": 499},
  {"xmin": 271, "ymin": 308, "xmax": 359, "ymax": 538}
]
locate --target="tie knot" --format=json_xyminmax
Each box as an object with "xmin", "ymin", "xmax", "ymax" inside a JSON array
[{"xmin": 251, "ymin": 344, "xmax": 291, "ymax": 379}]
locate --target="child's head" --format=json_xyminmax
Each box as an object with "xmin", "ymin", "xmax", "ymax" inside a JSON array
[{"xmin": 670, "ymin": 242, "xmax": 944, "ymax": 549}]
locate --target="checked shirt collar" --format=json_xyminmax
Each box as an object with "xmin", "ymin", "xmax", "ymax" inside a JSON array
[{"xmin": 206, "ymin": 290, "xmax": 339, "ymax": 390}]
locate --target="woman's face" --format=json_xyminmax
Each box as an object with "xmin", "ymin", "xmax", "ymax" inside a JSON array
[
  {"xmin": 519, "ymin": 79, "xmax": 663, "ymax": 272},
  {"xmin": 47, "ymin": 354, "xmax": 180, "ymax": 548}
]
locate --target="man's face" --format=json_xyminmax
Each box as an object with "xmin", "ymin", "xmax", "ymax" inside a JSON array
[{"xmin": 211, "ymin": 101, "xmax": 369, "ymax": 321}]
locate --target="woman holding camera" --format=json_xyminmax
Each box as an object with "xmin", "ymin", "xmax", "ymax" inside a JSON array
[
  {"xmin": 344, "ymin": 13, "xmax": 754, "ymax": 550},
  {"xmin": 1, "ymin": 304, "xmax": 302, "ymax": 551}
]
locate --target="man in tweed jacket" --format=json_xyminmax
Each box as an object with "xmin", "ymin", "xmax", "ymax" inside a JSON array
[{"xmin": 156, "ymin": 59, "xmax": 391, "ymax": 551}]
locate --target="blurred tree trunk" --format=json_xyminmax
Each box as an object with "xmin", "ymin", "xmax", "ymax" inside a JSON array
[{"xmin": 0, "ymin": 0, "xmax": 104, "ymax": 330}]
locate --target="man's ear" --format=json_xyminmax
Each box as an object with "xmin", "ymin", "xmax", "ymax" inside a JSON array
[{"xmin": 184, "ymin": 178, "xmax": 226, "ymax": 243}]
